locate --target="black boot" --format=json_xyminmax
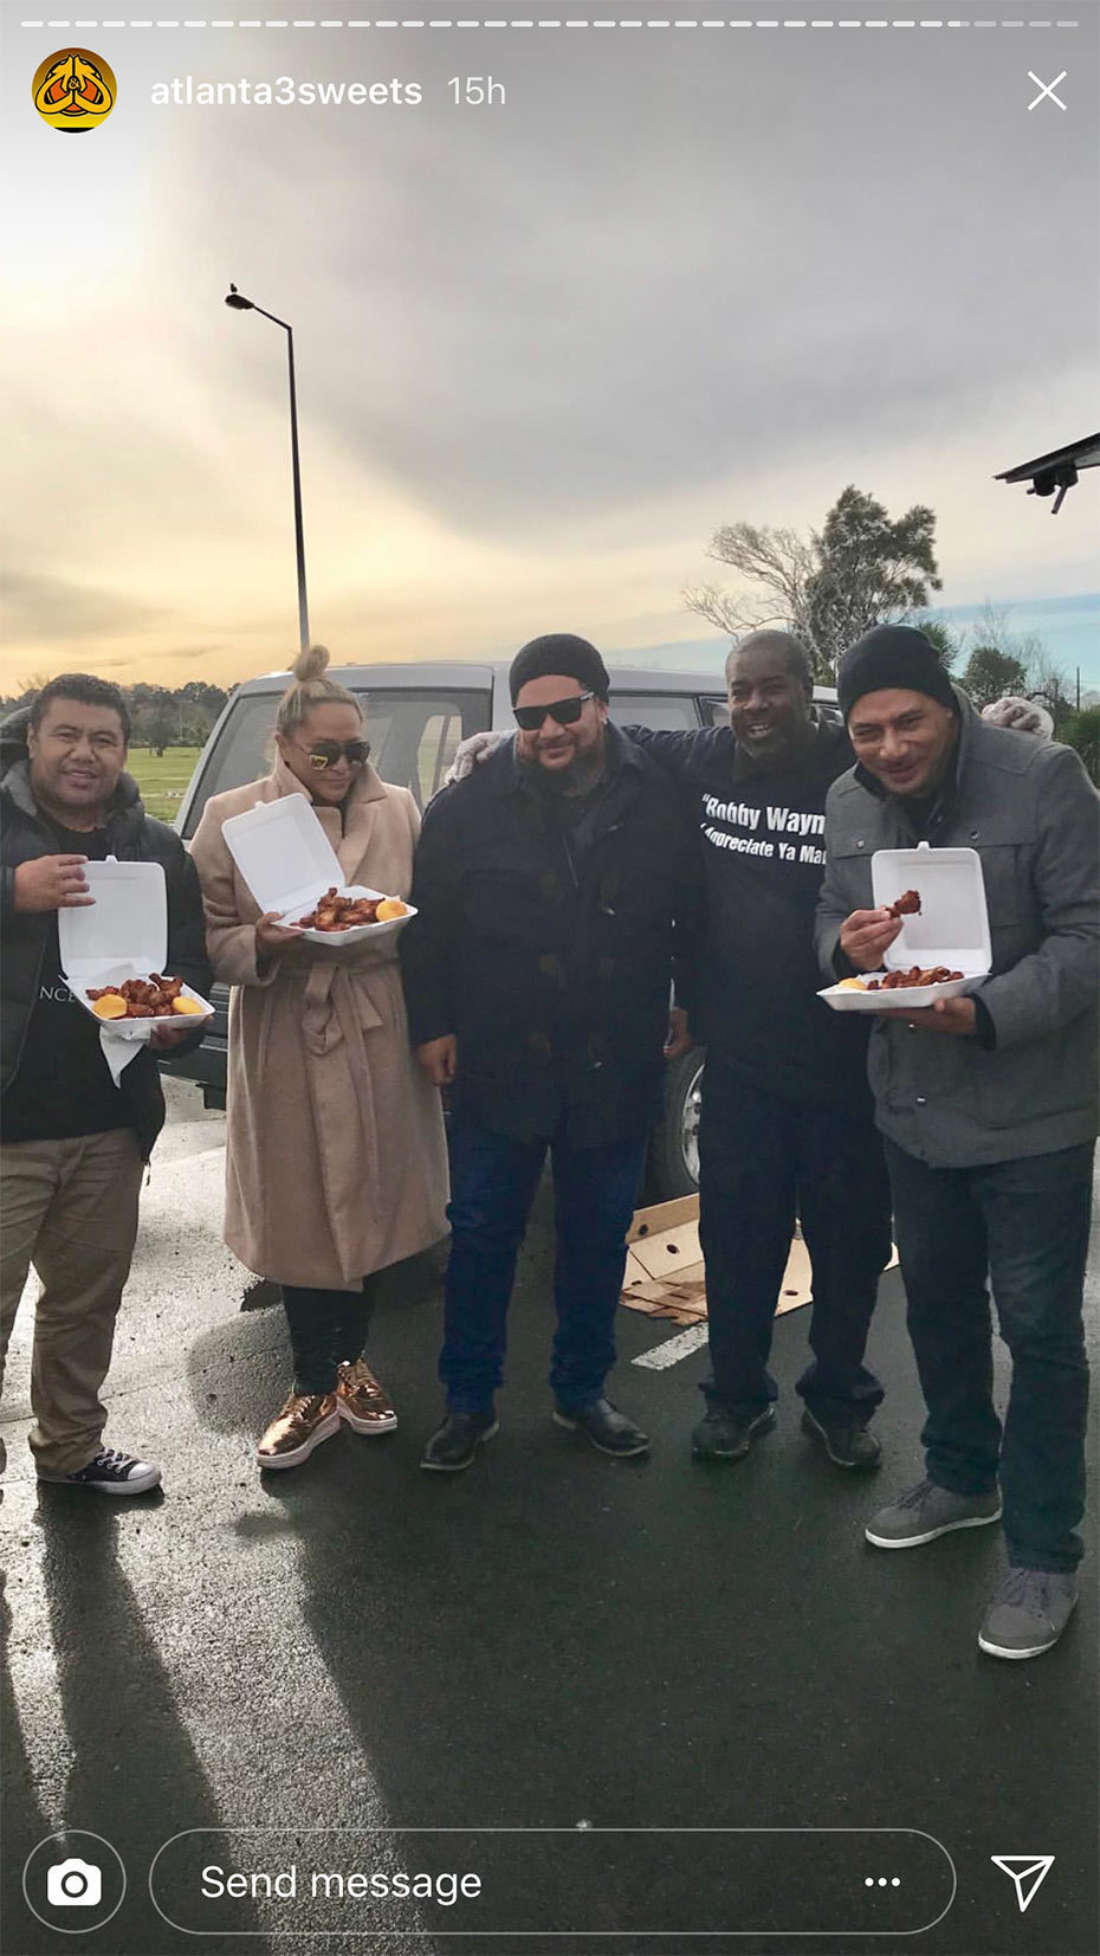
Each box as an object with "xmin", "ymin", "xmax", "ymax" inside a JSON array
[
  {"xmin": 420, "ymin": 1410, "xmax": 499, "ymax": 1472},
  {"xmin": 553, "ymin": 1397, "xmax": 650, "ymax": 1458}
]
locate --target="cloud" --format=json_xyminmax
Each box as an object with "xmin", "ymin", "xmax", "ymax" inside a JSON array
[
  {"xmin": 0, "ymin": 571, "xmax": 169, "ymax": 643},
  {"xmin": 167, "ymin": 29, "xmax": 1098, "ymax": 539},
  {"xmin": 3, "ymin": 17, "xmax": 1097, "ymax": 692}
]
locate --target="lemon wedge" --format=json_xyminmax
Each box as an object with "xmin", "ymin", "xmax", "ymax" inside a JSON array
[{"xmin": 90, "ymin": 993, "xmax": 128, "ymax": 1020}]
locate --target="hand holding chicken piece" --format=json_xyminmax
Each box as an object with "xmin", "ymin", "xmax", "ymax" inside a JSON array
[{"xmin": 838, "ymin": 908, "xmax": 904, "ymax": 972}]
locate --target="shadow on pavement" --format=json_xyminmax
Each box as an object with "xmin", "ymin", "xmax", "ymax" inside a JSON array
[{"xmin": 3, "ymin": 1490, "xmax": 267, "ymax": 1956}]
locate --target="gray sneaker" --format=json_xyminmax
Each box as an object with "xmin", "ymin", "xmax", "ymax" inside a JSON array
[
  {"xmin": 865, "ymin": 1477, "xmax": 1001, "ymax": 1549},
  {"xmin": 978, "ymin": 1568, "xmax": 1078, "ymax": 1660}
]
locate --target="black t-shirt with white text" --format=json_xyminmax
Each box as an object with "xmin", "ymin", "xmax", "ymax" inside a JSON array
[
  {"xmin": 0, "ymin": 824, "xmax": 133, "ymax": 1143},
  {"xmin": 625, "ymin": 720, "xmax": 869, "ymax": 1106}
]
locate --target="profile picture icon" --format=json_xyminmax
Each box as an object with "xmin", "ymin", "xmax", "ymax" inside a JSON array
[
  {"xmin": 46, "ymin": 1859, "xmax": 103, "ymax": 1907},
  {"xmin": 33, "ymin": 48, "xmax": 116, "ymax": 133}
]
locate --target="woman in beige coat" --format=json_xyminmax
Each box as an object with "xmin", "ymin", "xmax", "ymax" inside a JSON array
[{"xmin": 190, "ymin": 647, "xmax": 449, "ymax": 1470}]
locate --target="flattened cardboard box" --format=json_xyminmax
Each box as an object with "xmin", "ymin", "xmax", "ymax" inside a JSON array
[{"xmin": 622, "ymin": 1195, "xmax": 896, "ymax": 1326}]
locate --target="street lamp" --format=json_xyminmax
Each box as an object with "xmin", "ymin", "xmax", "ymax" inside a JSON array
[{"xmin": 224, "ymin": 283, "xmax": 311, "ymax": 656}]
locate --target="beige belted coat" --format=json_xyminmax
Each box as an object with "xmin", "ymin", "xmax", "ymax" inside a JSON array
[{"xmin": 190, "ymin": 758, "xmax": 449, "ymax": 1290}]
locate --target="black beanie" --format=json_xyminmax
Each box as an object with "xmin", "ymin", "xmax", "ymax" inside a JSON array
[
  {"xmin": 508, "ymin": 633, "xmax": 611, "ymax": 706},
  {"xmin": 837, "ymin": 625, "xmax": 958, "ymax": 720}
]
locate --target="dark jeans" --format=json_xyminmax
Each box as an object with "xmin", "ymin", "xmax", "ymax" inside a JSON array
[
  {"xmin": 441, "ymin": 1111, "xmax": 648, "ymax": 1415},
  {"xmin": 698, "ymin": 1061, "xmax": 891, "ymax": 1422},
  {"xmin": 885, "ymin": 1137, "xmax": 1093, "ymax": 1574},
  {"xmin": 282, "ymin": 1278, "xmax": 377, "ymax": 1396}
]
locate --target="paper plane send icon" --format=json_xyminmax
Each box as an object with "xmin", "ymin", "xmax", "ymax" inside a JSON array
[{"xmin": 991, "ymin": 1856, "xmax": 1055, "ymax": 1913}]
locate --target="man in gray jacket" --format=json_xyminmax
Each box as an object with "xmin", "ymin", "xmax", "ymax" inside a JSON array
[{"xmin": 816, "ymin": 625, "xmax": 1098, "ymax": 1661}]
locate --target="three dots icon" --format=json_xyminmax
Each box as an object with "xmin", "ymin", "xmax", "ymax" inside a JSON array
[{"xmin": 865, "ymin": 1876, "xmax": 902, "ymax": 1888}]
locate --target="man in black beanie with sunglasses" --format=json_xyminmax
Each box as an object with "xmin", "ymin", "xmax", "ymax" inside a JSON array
[
  {"xmin": 817, "ymin": 624, "xmax": 1098, "ymax": 1660},
  {"xmin": 401, "ymin": 634, "xmax": 698, "ymax": 1472}
]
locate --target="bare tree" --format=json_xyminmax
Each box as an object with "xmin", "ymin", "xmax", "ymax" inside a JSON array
[
  {"xmin": 1025, "ymin": 636, "xmax": 1071, "ymax": 719},
  {"xmin": 685, "ymin": 523, "xmax": 822, "ymax": 664},
  {"xmin": 17, "ymin": 669, "xmax": 56, "ymax": 697},
  {"xmin": 685, "ymin": 489, "xmax": 942, "ymax": 681}
]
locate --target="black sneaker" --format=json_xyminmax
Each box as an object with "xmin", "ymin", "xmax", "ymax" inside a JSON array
[
  {"xmin": 691, "ymin": 1403, "xmax": 776, "ymax": 1461},
  {"xmin": 801, "ymin": 1407, "xmax": 883, "ymax": 1471},
  {"xmin": 553, "ymin": 1397, "xmax": 650, "ymax": 1457},
  {"xmin": 37, "ymin": 1447, "xmax": 161, "ymax": 1495},
  {"xmin": 420, "ymin": 1411, "xmax": 499, "ymax": 1472}
]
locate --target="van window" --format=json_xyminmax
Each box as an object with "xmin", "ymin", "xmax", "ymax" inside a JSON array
[
  {"xmin": 180, "ymin": 686, "xmax": 491, "ymax": 837},
  {"xmin": 610, "ymin": 693, "xmax": 699, "ymax": 732},
  {"xmin": 417, "ymin": 712, "xmax": 466, "ymax": 803}
]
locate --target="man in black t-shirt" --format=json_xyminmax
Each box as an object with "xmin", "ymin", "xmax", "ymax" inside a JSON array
[
  {"xmin": 623, "ymin": 634, "xmax": 891, "ymax": 1470},
  {"xmin": 1, "ymin": 674, "xmax": 210, "ymax": 1494}
]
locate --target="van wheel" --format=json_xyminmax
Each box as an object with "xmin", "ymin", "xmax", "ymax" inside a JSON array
[{"xmin": 645, "ymin": 1051, "xmax": 704, "ymax": 1201}]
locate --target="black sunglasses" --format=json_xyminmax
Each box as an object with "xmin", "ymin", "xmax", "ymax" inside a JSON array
[
  {"xmin": 294, "ymin": 738, "xmax": 371, "ymax": 771},
  {"xmin": 513, "ymin": 691, "xmax": 594, "ymax": 732}
]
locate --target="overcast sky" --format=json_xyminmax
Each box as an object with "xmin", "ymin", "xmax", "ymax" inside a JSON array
[{"xmin": 2, "ymin": 5, "xmax": 1097, "ymax": 692}]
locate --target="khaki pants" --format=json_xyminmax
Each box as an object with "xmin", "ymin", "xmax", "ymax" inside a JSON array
[{"xmin": 0, "ymin": 1128, "xmax": 144, "ymax": 1475}]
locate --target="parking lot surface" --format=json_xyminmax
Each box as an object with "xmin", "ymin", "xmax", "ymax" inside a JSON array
[{"xmin": 2, "ymin": 1084, "xmax": 1097, "ymax": 1956}]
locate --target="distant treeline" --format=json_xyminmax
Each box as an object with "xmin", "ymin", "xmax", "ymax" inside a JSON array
[
  {"xmin": 0, "ymin": 680, "xmax": 237, "ymax": 754},
  {"xmin": 1, "ymin": 668, "xmax": 1096, "ymax": 783}
]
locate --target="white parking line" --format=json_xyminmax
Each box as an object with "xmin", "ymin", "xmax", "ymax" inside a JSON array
[{"xmin": 633, "ymin": 1323, "xmax": 709, "ymax": 1369}]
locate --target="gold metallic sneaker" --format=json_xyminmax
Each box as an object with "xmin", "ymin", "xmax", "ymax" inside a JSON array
[
  {"xmin": 335, "ymin": 1359, "xmax": 398, "ymax": 1435},
  {"xmin": 256, "ymin": 1391, "xmax": 340, "ymax": 1470}
]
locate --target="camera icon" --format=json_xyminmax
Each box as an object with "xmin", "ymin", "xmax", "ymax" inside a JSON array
[{"xmin": 47, "ymin": 1859, "xmax": 103, "ymax": 1908}]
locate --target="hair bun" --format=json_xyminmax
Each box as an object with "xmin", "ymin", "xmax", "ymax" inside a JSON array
[{"xmin": 292, "ymin": 643, "xmax": 330, "ymax": 683}]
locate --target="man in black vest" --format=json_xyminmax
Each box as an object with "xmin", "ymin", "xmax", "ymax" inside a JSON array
[
  {"xmin": 400, "ymin": 635, "xmax": 698, "ymax": 1471},
  {"xmin": 1, "ymin": 674, "xmax": 210, "ymax": 1493}
]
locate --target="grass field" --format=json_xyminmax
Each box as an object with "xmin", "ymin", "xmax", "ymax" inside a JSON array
[{"xmin": 128, "ymin": 746, "xmax": 202, "ymax": 824}]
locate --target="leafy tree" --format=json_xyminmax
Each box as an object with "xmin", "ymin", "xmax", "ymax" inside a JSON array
[
  {"xmin": 805, "ymin": 488, "xmax": 942, "ymax": 673},
  {"xmin": 910, "ymin": 617, "xmax": 961, "ymax": 671},
  {"xmin": 962, "ymin": 645, "xmax": 1030, "ymax": 707},
  {"xmin": 0, "ymin": 676, "xmax": 235, "ymax": 746},
  {"xmin": 686, "ymin": 486, "xmax": 942, "ymax": 679},
  {"xmin": 959, "ymin": 603, "xmax": 1069, "ymax": 720},
  {"xmin": 1061, "ymin": 707, "xmax": 1100, "ymax": 785}
]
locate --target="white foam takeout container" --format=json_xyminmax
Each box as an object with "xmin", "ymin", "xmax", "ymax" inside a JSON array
[
  {"xmin": 221, "ymin": 794, "xmax": 417, "ymax": 947},
  {"xmin": 819, "ymin": 843, "xmax": 992, "ymax": 1014},
  {"xmin": 59, "ymin": 859, "xmax": 215, "ymax": 1040}
]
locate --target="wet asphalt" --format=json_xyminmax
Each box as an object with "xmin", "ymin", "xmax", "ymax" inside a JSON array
[{"xmin": 1, "ymin": 1086, "xmax": 1097, "ymax": 1956}]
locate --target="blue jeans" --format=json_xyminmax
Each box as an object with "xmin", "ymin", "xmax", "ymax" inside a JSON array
[
  {"xmin": 440, "ymin": 1113, "xmax": 647, "ymax": 1415},
  {"xmin": 885, "ymin": 1138, "xmax": 1094, "ymax": 1573},
  {"xmin": 698, "ymin": 1062, "xmax": 890, "ymax": 1422}
]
